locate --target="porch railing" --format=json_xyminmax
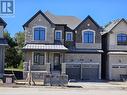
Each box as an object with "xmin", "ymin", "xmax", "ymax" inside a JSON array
[{"xmin": 23, "ymin": 62, "xmax": 51, "ymax": 73}]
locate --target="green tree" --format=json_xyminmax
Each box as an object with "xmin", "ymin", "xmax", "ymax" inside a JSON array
[
  {"xmin": 14, "ymin": 32, "xmax": 25, "ymax": 69},
  {"xmin": 4, "ymin": 31, "xmax": 25, "ymax": 68},
  {"xmin": 14, "ymin": 32, "xmax": 25, "ymax": 49}
]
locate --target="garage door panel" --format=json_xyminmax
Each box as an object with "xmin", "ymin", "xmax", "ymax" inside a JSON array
[
  {"xmin": 82, "ymin": 67, "xmax": 99, "ymax": 80},
  {"xmin": 66, "ymin": 64, "xmax": 81, "ymax": 80},
  {"xmin": 112, "ymin": 65, "xmax": 127, "ymax": 80}
]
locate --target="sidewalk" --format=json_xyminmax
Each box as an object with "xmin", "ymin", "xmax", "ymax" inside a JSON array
[
  {"xmin": 1, "ymin": 79, "xmax": 127, "ymax": 90},
  {"xmin": 68, "ymin": 81, "xmax": 127, "ymax": 89}
]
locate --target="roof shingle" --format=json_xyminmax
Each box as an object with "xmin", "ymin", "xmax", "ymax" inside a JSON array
[{"xmin": 44, "ymin": 11, "xmax": 81, "ymax": 29}]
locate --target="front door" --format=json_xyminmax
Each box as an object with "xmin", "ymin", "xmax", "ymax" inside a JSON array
[{"xmin": 54, "ymin": 53, "xmax": 61, "ymax": 71}]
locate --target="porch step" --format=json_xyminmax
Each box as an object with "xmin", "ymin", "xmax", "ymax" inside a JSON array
[{"xmin": 51, "ymin": 71, "xmax": 61, "ymax": 76}]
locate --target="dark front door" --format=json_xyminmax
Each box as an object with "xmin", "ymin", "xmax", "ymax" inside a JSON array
[{"xmin": 54, "ymin": 53, "xmax": 61, "ymax": 71}]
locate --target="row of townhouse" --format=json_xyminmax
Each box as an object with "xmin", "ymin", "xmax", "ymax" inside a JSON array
[{"xmin": 0, "ymin": 10, "xmax": 127, "ymax": 81}]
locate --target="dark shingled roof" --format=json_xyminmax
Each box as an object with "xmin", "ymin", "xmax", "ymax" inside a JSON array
[
  {"xmin": 75, "ymin": 15, "xmax": 101, "ymax": 30},
  {"xmin": 0, "ymin": 17, "xmax": 7, "ymax": 28},
  {"xmin": 23, "ymin": 10, "xmax": 54, "ymax": 28}
]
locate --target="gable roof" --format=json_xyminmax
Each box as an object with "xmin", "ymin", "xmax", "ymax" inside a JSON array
[
  {"xmin": 102, "ymin": 18, "xmax": 127, "ymax": 35},
  {"xmin": 23, "ymin": 10, "xmax": 54, "ymax": 28},
  {"xmin": 45, "ymin": 11, "xmax": 81, "ymax": 29},
  {"xmin": 0, "ymin": 17, "xmax": 7, "ymax": 28},
  {"xmin": 75, "ymin": 15, "xmax": 101, "ymax": 30}
]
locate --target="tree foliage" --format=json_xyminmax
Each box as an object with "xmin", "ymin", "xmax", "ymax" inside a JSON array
[{"xmin": 4, "ymin": 31, "xmax": 25, "ymax": 68}]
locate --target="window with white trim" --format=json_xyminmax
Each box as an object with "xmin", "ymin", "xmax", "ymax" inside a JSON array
[
  {"xmin": 82, "ymin": 30, "xmax": 94, "ymax": 43},
  {"xmin": 33, "ymin": 52, "xmax": 44, "ymax": 65},
  {"xmin": 34, "ymin": 27, "xmax": 46, "ymax": 41},
  {"xmin": 55, "ymin": 30, "xmax": 62, "ymax": 40},
  {"xmin": 66, "ymin": 32, "xmax": 73, "ymax": 41},
  {"xmin": 117, "ymin": 33, "xmax": 127, "ymax": 45}
]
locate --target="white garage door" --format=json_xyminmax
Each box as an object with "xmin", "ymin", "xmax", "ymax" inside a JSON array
[{"xmin": 112, "ymin": 65, "xmax": 127, "ymax": 80}]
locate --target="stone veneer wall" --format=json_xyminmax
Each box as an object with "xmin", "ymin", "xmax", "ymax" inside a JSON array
[{"xmin": 25, "ymin": 14, "xmax": 54, "ymax": 44}]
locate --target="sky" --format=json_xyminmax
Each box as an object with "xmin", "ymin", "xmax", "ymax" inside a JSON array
[{"xmin": 1, "ymin": 0, "xmax": 127, "ymax": 36}]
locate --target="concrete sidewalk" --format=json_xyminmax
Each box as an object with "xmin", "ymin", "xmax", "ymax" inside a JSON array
[
  {"xmin": 1, "ymin": 79, "xmax": 127, "ymax": 90},
  {"xmin": 68, "ymin": 81, "xmax": 127, "ymax": 89}
]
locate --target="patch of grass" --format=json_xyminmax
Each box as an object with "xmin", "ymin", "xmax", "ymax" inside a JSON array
[{"xmin": 4, "ymin": 68, "xmax": 23, "ymax": 72}]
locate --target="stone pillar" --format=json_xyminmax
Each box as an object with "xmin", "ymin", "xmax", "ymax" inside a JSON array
[
  {"xmin": 61, "ymin": 63, "xmax": 66, "ymax": 74},
  {"xmin": 46, "ymin": 63, "xmax": 50, "ymax": 73},
  {"xmin": 23, "ymin": 62, "xmax": 28, "ymax": 71}
]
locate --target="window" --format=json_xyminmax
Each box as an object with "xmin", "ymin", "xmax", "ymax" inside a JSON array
[
  {"xmin": 34, "ymin": 52, "xmax": 44, "ymax": 65},
  {"xmin": 117, "ymin": 33, "xmax": 127, "ymax": 45},
  {"xmin": 55, "ymin": 31, "xmax": 62, "ymax": 40},
  {"xmin": 34, "ymin": 27, "xmax": 46, "ymax": 41},
  {"xmin": 66, "ymin": 32, "xmax": 73, "ymax": 41},
  {"xmin": 82, "ymin": 31, "xmax": 94, "ymax": 43}
]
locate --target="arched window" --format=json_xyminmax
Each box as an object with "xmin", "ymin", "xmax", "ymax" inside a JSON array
[
  {"xmin": 117, "ymin": 33, "xmax": 127, "ymax": 45},
  {"xmin": 34, "ymin": 52, "xmax": 44, "ymax": 65},
  {"xmin": 82, "ymin": 30, "xmax": 94, "ymax": 43},
  {"xmin": 34, "ymin": 27, "xmax": 46, "ymax": 41}
]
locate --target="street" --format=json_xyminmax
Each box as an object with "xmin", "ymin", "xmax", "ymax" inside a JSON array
[{"xmin": 0, "ymin": 87, "xmax": 127, "ymax": 95}]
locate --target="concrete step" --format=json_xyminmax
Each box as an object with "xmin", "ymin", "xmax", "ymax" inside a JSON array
[{"xmin": 51, "ymin": 71, "xmax": 61, "ymax": 76}]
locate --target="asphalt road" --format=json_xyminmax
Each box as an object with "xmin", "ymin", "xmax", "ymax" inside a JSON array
[{"xmin": 0, "ymin": 87, "xmax": 127, "ymax": 95}]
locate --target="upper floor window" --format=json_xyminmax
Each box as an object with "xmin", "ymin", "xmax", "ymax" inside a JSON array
[
  {"xmin": 55, "ymin": 30, "xmax": 62, "ymax": 41},
  {"xmin": 66, "ymin": 32, "xmax": 73, "ymax": 41},
  {"xmin": 82, "ymin": 30, "xmax": 94, "ymax": 43},
  {"xmin": 34, "ymin": 27, "xmax": 46, "ymax": 41},
  {"xmin": 117, "ymin": 33, "xmax": 127, "ymax": 45}
]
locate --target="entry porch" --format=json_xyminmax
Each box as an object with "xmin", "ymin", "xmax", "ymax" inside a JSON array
[{"xmin": 23, "ymin": 44, "xmax": 68, "ymax": 79}]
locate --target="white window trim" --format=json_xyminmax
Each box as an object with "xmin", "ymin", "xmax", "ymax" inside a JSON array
[
  {"xmin": 55, "ymin": 30, "xmax": 62, "ymax": 40},
  {"xmin": 66, "ymin": 32, "xmax": 73, "ymax": 41},
  {"xmin": 32, "ymin": 25, "xmax": 47, "ymax": 41},
  {"xmin": 82, "ymin": 29, "xmax": 95, "ymax": 43}
]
